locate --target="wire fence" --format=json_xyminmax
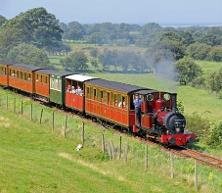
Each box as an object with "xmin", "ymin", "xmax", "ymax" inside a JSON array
[{"xmin": 0, "ymin": 91, "xmax": 221, "ymax": 193}]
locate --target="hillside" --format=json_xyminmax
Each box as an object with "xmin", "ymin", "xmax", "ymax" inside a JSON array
[{"xmin": 1, "ymin": 87, "xmax": 222, "ymax": 192}]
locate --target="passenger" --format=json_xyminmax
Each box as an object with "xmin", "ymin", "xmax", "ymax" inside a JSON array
[
  {"xmin": 114, "ymin": 99, "xmax": 118, "ymax": 106},
  {"xmin": 118, "ymin": 100, "xmax": 122, "ymax": 108},
  {"xmin": 122, "ymin": 98, "xmax": 126, "ymax": 108},
  {"xmin": 76, "ymin": 85, "xmax": 83, "ymax": 96},
  {"xmin": 66, "ymin": 85, "xmax": 71, "ymax": 92},
  {"xmin": 71, "ymin": 86, "xmax": 76, "ymax": 94},
  {"xmin": 133, "ymin": 94, "xmax": 142, "ymax": 127}
]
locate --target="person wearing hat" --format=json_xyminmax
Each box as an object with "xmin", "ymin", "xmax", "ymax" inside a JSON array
[{"xmin": 133, "ymin": 94, "xmax": 142, "ymax": 127}]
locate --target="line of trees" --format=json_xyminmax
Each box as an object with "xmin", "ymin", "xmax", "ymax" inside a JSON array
[
  {"xmin": 60, "ymin": 21, "xmax": 222, "ymax": 62},
  {"xmin": 0, "ymin": 7, "xmax": 68, "ymax": 67}
]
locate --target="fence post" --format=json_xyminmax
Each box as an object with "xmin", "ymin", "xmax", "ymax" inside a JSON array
[
  {"xmin": 194, "ymin": 160, "xmax": 198, "ymax": 190},
  {"xmin": 39, "ymin": 108, "xmax": 43, "ymax": 124},
  {"xmin": 13, "ymin": 98, "xmax": 16, "ymax": 113},
  {"xmin": 145, "ymin": 145, "xmax": 148, "ymax": 171},
  {"xmin": 119, "ymin": 136, "xmax": 122, "ymax": 159},
  {"xmin": 30, "ymin": 103, "xmax": 33, "ymax": 121},
  {"xmin": 52, "ymin": 111, "xmax": 55, "ymax": 132},
  {"xmin": 170, "ymin": 152, "xmax": 174, "ymax": 179},
  {"xmin": 6, "ymin": 95, "xmax": 8, "ymax": 109},
  {"xmin": 102, "ymin": 133, "xmax": 105, "ymax": 153},
  {"xmin": 20, "ymin": 100, "xmax": 23, "ymax": 115},
  {"xmin": 125, "ymin": 142, "xmax": 129, "ymax": 163},
  {"xmin": 81, "ymin": 122, "xmax": 85, "ymax": 145},
  {"xmin": 64, "ymin": 115, "xmax": 68, "ymax": 138}
]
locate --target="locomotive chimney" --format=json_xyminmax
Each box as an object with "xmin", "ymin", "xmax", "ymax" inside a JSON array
[{"xmin": 171, "ymin": 93, "xmax": 177, "ymax": 111}]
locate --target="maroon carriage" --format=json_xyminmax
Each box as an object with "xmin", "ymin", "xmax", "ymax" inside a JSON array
[
  {"xmin": 84, "ymin": 79, "xmax": 145, "ymax": 128},
  {"xmin": 65, "ymin": 74, "xmax": 97, "ymax": 112}
]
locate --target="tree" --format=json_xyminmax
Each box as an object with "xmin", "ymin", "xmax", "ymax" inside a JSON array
[
  {"xmin": 159, "ymin": 31, "xmax": 185, "ymax": 60},
  {"xmin": 186, "ymin": 42, "xmax": 211, "ymax": 60},
  {"xmin": 176, "ymin": 57, "xmax": 202, "ymax": 85},
  {"xmin": 0, "ymin": 7, "xmax": 64, "ymax": 57},
  {"xmin": 0, "ymin": 15, "xmax": 7, "ymax": 27},
  {"xmin": 7, "ymin": 43, "xmax": 49, "ymax": 67},
  {"xmin": 61, "ymin": 51, "xmax": 88, "ymax": 72},
  {"xmin": 209, "ymin": 47, "xmax": 222, "ymax": 61},
  {"xmin": 208, "ymin": 68, "xmax": 222, "ymax": 94},
  {"xmin": 63, "ymin": 21, "xmax": 85, "ymax": 40},
  {"xmin": 207, "ymin": 122, "xmax": 222, "ymax": 147}
]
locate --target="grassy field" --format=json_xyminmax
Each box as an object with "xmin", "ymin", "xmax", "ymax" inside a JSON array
[
  {"xmin": 196, "ymin": 60, "xmax": 222, "ymax": 76},
  {"xmin": 1, "ymin": 88, "xmax": 222, "ymax": 193}
]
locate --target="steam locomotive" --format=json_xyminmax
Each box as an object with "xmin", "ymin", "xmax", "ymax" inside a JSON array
[{"xmin": 0, "ymin": 62, "xmax": 195, "ymax": 146}]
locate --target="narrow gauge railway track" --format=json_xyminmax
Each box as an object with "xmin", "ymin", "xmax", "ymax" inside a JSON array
[
  {"xmin": 1, "ymin": 88, "xmax": 222, "ymax": 171},
  {"xmin": 175, "ymin": 148, "xmax": 222, "ymax": 170}
]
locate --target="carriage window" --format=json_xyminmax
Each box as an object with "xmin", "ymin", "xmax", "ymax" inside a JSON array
[
  {"xmin": 28, "ymin": 74, "xmax": 31, "ymax": 81},
  {"xmin": 98, "ymin": 90, "xmax": 103, "ymax": 102},
  {"xmin": 86, "ymin": 87, "xmax": 90, "ymax": 98},
  {"xmin": 93, "ymin": 88, "xmax": 97, "ymax": 100},
  {"xmin": 103, "ymin": 92, "xmax": 108, "ymax": 104},
  {"xmin": 45, "ymin": 76, "xmax": 48, "ymax": 84},
  {"xmin": 24, "ymin": 73, "xmax": 27, "ymax": 80},
  {"xmin": 114, "ymin": 94, "xmax": 118, "ymax": 106},
  {"xmin": 130, "ymin": 96, "xmax": 134, "ymax": 110},
  {"xmin": 117, "ymin": 94, "xmax": 122, "ymax": 108},
  {"xmin": 90, "ymin": 87, "xmax": 94, "ymax": 99},
  {"xmin": 111, "ymin": 93, "xmax": 114, "ymax": 106},
  {"xmin": 20, "ymin": 72, "xmax": 23, "ymax": 79},
  {"xmin": 40, "ymin": 75, "xmax": 43, "ymax": 82},
  {"xmin": 122, "ymin": 96, "xmax": 127, "ymax": 109},
  {"xmin": 50, "ymin": 77, "xmax": 61, "ymax": 91}
]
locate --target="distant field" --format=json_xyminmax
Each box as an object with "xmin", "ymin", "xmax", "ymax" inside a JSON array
[{"xmin": 196, "ymin": 60, "xmax": 222, "ymax": 76}]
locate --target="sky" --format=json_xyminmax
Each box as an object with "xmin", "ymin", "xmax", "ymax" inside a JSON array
[{"xmin": 0, "ymin": 0, "xmax": 221, "ymax": 25}]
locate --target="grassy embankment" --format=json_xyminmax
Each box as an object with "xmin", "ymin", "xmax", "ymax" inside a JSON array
[{"xmin": 0, "ymin": 87, "xmax": 222, "ymax": 193}]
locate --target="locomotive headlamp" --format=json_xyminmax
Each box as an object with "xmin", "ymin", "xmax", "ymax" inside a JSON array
[{"xmin": 176, "ymin": 127, "xmax": 181, "ymax": 133}]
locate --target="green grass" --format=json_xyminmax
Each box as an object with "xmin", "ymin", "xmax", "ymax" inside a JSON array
[
  {"xmin": 0, "ymin": 88, "xmax": 222, "ymax": 193},
  {"xmin": 196, "ymin": 60, "xmax": 222, "ymax": 76}
]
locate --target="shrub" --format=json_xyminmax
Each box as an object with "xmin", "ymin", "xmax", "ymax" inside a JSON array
[
  {"xmin": 186, "ymin": 113, "xmax": 210, "ymax": 141},
  {"xmin": 207, "ymin": 122, "xmax": 222, "ymax": 147}
]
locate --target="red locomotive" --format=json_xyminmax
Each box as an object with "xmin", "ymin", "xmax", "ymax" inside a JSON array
[{"xmin": 0, "ymin": 62, "xmax": 195, "ymax": 146}]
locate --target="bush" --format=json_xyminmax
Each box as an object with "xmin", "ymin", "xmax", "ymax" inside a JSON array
[
  {"xmin": 176, "ymin": 57, "xmax": 202, "ymax": 85},
  {"xmin": 207, "ymin": 122, "xmax": 222, "ymax": 147},
  {"xmin": 186, "ymin": 113, "xmax": 210, "ymax": 141},
  {"xmin": 61, "ymin": 51, "xmax": 88, "ymax": 72},
  {"xmin": 191, "ymin": 76, "xmax": 206, "ymax": 88}
]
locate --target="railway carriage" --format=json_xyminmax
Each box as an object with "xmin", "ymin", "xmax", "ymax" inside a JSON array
[
  {"xmin": 49, "ymin": 71, "xmax": 73, "ymax": 106},
  {"xmin": 84, "ymin": 79, "xmax": 145, "ymax": 128},
  {"xmin": 0, "ymin": 62, "xmax": 12, "ymax": 87},
  {"xmin": 64, "ymin": 74, "xmax": 97, "ymax": 112},
  {"xmin": 8, "ymin": 64, "xmax": 45, "ymax": 94},
  {"xmin": 34, "ymin": 69, "xmax": 51, "ymax": 101}
]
